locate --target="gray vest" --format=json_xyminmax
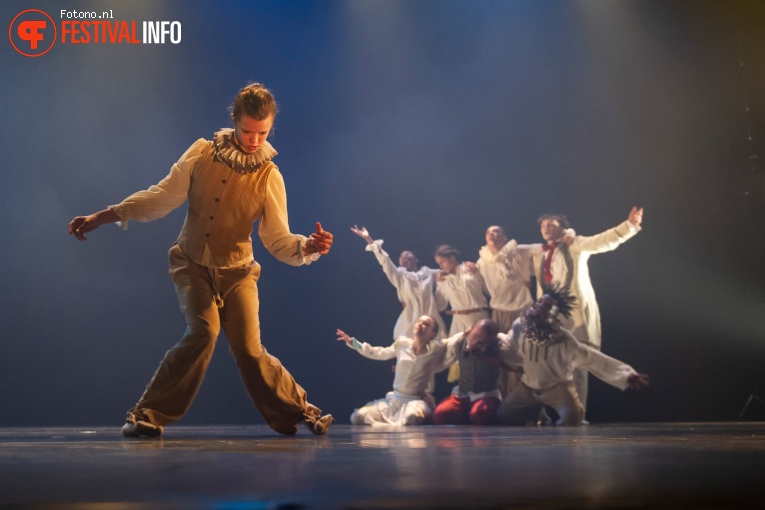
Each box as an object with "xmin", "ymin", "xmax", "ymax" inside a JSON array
[{"xmin": 457, "ymin": 338, "xmax": 500, "ymax": 394}]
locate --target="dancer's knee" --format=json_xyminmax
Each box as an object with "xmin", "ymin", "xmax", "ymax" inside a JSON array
[
  {"xmin": 469, "ymin": 399, "xmax": 499, "ymax": 425},
  {"xmin": 404, "ymin": 404, "xmax": 428, "ymax": 425}
]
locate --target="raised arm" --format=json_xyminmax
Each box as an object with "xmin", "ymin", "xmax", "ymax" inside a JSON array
[
  {"xmin": 571, "ymin": 207, "xmax": 643, "ymax": 254},
  {"xmin": 350, "ymin": 225, "xmax": 374, "ymax": 245},
  {"xmin": 354, "ymin": 228, "xmax": 415, "ymax": 290}
]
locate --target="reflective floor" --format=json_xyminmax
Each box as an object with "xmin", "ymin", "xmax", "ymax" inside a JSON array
[{"xmin": 1, "ymin": 423, "xmax": 764, "ymax": 509}]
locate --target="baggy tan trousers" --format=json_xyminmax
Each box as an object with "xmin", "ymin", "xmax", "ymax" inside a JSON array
[{"xmin": 128, "ymin": 243, "xmax": 311, "ymax": 435}]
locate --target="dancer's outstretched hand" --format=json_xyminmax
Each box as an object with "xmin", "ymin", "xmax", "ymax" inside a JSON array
[
  {"xmin": 627, "ymin": 372, "xmax": 650, "ymax": 389},
  {"xmin": 68, "ymin": 215, "xmax": 100, "ymax": 241},
  {"xmin": 68, "ymin": 208, "xmax": 119, "ymax": 241},
  {"xmin": 628, "ymin": 206, "xmax": 644, "ymax": 227},
  {"xmin": 305, "ymin": 222, "xmax": 333, "ymax": 255},
  {"xmin": 336, "ymin": 329, "xmax": 353, "ymax": 345},
  {"xmin": 350, "ymin": 225, "xmax": 373, "ymax": 244}
]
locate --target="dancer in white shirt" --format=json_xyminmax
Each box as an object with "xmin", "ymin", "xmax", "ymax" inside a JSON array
[
  {"xmin": 434, "ymin": 244, "xmax": 490, "ymax": 382},
  {"xmin": 532, "ymin": 207, "xmax": 643, "ymax": 413},
  {"xmin": 351, "ymin": 226, "xmax": 447, "ymax": 340},
  {"xmin": 474, "ymin": 226, "xmax": 542, "ymax": 396},
  {"xmin": 476, "ymin": 226, "xmax": 538, "ymax": 332},
  {"xmin": 337, "ymin": 315, "xmax": 445, "ymax": 426},
  {"xmin": 497, "ymin": 287, "xmax": 649, "ymax": 426}
]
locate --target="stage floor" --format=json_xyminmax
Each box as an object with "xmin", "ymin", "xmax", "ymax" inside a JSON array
[{"xmin": 1, "ymin": 422, "xmax": 764, "ymax": 509}]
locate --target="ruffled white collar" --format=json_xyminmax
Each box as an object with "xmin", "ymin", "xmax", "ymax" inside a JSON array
[
  {"xmin": 478, "ymin": 245, "xmax": 497, "ymax": 263},
  {"xmin": 478, "ymin": 239, "xmax": 517, "ymax": 264},
  {"xmin": 213, "ymin": 128, "xmax": 278, "ymax": 174}
]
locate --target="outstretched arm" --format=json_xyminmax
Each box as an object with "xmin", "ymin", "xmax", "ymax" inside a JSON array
[
  {"xmin": 337, "ymin": 329, "xmax": 397, "ymax": 360},
  {"xmin": 68, "ymin": 208, "xmax": 121, "ymax": 241},
  {"xmin": 69, "ymin": 139, "xmax": 206, "ymax": 239},
  {"xmin": 571, "ymin": 206, "xmax": 643, "ymax": 254},
  {"xmin": 568, "ymin": 335, "xmax": 643, "ymax": 390}
]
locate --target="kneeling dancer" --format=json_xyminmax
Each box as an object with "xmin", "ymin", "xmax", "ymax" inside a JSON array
[
  {"xmin": 434, "ymin": 319, "xmax": 519, "ymax": 426},
  {"xmin": 337, "ymin": 315, "xmax": 445, "ymax": 426},
  {"xmin": 497, "ymin": 287, "xmax": 649, "ymax": 426}
]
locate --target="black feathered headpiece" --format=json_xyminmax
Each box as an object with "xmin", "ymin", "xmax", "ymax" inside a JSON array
[
  {"xmin": 539, "ymin": 284, "xmax": 576, "ymax": 319},
  {"xmin": 520, "ymin": 285, "xmax": 577, "ymax": 344}
]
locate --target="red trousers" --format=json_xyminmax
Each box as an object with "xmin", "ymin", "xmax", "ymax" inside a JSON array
[{"xmin": 433, "ymin": 395, "xmax": 501, "ymax": 425}]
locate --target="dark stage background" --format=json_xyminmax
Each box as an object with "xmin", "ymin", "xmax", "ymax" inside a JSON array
[{"xmin": 1, "ymin": 0, "xmax": 764, "ymax": 427}]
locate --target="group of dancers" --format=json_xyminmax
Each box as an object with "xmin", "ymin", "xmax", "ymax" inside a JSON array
[
  {"xmin": 68, "ymin": 82, "xmax": 647, "ymax": 438},
  {"xmin": 340, "ymin": 209, "xmax": 649, "ymax": 426}
]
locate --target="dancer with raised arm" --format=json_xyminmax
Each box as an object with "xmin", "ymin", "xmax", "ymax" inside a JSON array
[
  {"xmin": 532, "ymin": 207, "xmax": 643, "ymax": 414},
  {"xmin": 351, "ymin": 225, "xmax": 446, "ymax": 340}
]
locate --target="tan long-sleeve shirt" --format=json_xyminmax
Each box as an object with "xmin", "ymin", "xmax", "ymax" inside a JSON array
[{"xmin": 111, "ymin": 134, "xmax": 314, "ymax": 269}]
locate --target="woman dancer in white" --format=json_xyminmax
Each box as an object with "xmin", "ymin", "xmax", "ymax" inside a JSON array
[
  {"xmin": 434, "ymin": 244, "xmax": 490, "ymax": 382},
  {"xmin": 337, "ymin": 315, "xmax": 445, "ymax": 426},
  {"xmin": 351, "ymin": 226, "xmax": 446, "ymax": 340}
]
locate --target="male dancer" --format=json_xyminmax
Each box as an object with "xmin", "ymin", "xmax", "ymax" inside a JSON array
[
  {"xmin": 69, "ymin": 83, "xmax": 334, "ymax": 437},
  {"xmin": 497, "ymin": 287, "xmax": 649, "ymax": 426},
  {"xmin": 476, "ymin": 227, "xmax": 537, "ymax": 332},
  {"xmin": 533, "ymin": 207, "xmax": 643, "ymax": 413},
  {"xmin": 475, "ymin": 226, "xmax": 544, "ymax": 396},
  {"xmin": 337, "ymin": 315, "xmax": 445, "ymax": 426},
  {"xmin": 351, "ymin": 226, "xmax": 446, "ymax": 340},
  {"xmin": 433, "ymin": 319, "xmax": 519, "ymax": 425}
]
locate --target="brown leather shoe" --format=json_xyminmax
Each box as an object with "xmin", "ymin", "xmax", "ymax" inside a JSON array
[{"xmin": 305, "ymin": 414, "xmax": 334, "ymax": 435}]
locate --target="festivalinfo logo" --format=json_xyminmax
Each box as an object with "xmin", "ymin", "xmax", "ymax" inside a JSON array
[{"xmin": 9, "ymin": 8, "xmax": 182, "ymax": 57}]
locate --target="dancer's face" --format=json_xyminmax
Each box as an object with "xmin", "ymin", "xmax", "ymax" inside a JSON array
[
  {"xmin": 532, "ymin": 295, "xmax": 556, "ymax": 319},
  {"xmin": 232, "ymin": 114, "xmax": 273, "ymax": 154},
  {"xmin": 399, "ymin": 251, "xmax": 418, "ymax": 271},
  {"xmin": 540, "ymin": 218, "xmax": 564, "ymax": 243},
  {"xmin": 485, "ymin": 226, "xmax": 508, "ymax": 250},
  {"xmin": 413, "ymin": 315, "xmax": 436, "ymax": 339},
  {"xmin": 434, "ymin": 255, "xmax": 459, "ymax": 274},
  {"xmin": 466, "ymin": 323, "xmax": 495, "ymax": 353}
]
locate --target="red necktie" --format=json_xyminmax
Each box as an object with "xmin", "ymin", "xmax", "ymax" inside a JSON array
[{"xmin": 542, "ymin": 243, "xmax": 557, "ymax": 283}]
